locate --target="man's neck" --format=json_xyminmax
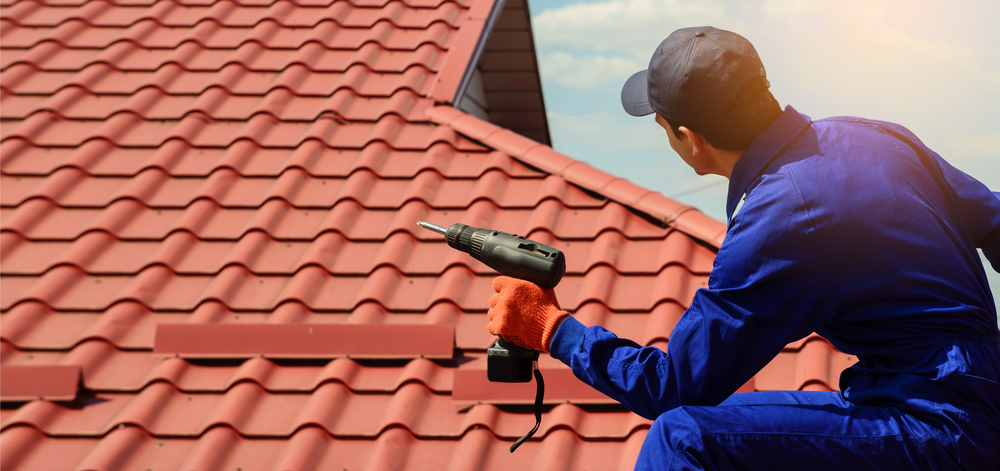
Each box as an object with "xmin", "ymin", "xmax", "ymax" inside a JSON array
[{"xmin": 714, "ymin": 148, "xmax": 746, "ymax": 179}]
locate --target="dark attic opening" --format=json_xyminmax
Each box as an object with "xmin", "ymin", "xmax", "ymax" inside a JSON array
[{"xmin": 454, "ymin": 0, "xmax": 552, "ymax": 146}]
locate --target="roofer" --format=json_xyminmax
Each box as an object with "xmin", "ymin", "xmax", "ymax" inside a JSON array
[{"xmin": 485, "ymin": 26, "xmax": 1000, "ymax": 470}]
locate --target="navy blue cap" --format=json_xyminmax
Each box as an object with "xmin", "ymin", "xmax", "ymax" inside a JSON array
[{"xmin": 621, "ymin": 26, "xmax": 766, "ymax": 124}]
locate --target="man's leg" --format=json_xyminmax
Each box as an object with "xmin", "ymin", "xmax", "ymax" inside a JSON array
[{"xmin": 635, "ymin": 391, "xmax": 957, "ymax": 471}]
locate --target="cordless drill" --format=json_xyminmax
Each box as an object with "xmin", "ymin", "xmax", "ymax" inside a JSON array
[{"xmin": 416, "ymin": 221, "xmax": 566, "ymax": 452}]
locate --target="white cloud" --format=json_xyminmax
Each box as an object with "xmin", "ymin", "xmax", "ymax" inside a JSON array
[
  {"xmin": 547, "ymin": 110, "xmax": 663, "ymax": 150},
  {"xmin": 538, "ymin": 52, "xmax": 641, "ymax": 89},
  {"xmin": 532, "ymin": 0, "xmax": 737, "ymax": 59}
]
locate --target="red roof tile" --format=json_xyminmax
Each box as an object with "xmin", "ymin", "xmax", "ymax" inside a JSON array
[{"xmin": 0, "ymin": 0, "xmax": 849, "ymax": 467}]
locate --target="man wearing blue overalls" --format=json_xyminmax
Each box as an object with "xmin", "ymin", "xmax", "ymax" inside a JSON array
[{"xmin": 487, "ymin": 26, "xmax": 1000, "ymax": 470}]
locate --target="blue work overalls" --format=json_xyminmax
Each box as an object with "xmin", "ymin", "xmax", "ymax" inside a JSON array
[{"xmin": 550, "ymin": 107, "xmax": 1000, "ymax": 470}]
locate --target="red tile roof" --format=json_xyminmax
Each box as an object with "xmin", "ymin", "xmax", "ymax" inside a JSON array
[{"xmin": 0, "ymin": 0, "xmax": 850, "ymax": 468}]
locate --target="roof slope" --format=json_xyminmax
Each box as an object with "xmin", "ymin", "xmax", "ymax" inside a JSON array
[{"xmin": 0, "ymin": 0, "xmax": 852, "ymax": 469}]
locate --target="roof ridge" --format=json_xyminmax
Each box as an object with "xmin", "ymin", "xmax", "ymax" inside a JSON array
[{"xmin": 424, "ymin": 105, "xmax": 727, "ymax": 249}]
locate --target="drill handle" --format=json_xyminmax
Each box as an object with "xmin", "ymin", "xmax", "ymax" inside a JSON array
[
  {"xmin": 479, "ymin": 230, "xmax": 566, "ymax": 289},
  {"xmin": 483, "ymin": 242, "xmax": 566, "ymax": 289}
]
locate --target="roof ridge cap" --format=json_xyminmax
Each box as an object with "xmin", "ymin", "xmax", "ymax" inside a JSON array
[{"xmin": 424, "ymin": 105, "xmax": 727, "ymax": 249}]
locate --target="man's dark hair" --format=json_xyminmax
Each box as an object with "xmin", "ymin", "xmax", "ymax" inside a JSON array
[{"xmin": 663, "ymin": 76, "xmax": 782, "ymax": 151}]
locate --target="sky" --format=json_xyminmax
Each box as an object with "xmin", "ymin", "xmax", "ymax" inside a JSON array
[{"xmin": 525, "ymin": 0, "xmax": 1000, "ymax": 313}]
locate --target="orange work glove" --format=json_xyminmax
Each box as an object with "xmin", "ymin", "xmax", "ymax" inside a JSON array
[{"xmin": 487, "ymin": 276, "xmax": 569, "ymax": 352}]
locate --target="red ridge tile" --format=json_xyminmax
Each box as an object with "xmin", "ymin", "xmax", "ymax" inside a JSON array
[
  {"xmin": 673, "ymin": 208, "xmax": 728, "ymax": 248},
  {"xmin": 604, "ymin": 178, "xmax": 653, "ymax": 206},
  {"xmin": 447, "ymin": 112, "xmax": 504, "ymax": 141},
  {"xmin": 520, "ymin": 145, "xmax": 576, "ymax": 176},
  {"xmin": 483, "ymin": 127, "xmax": 542, "ymax": 158},
  {"xmin": 561, "ymin": 161, "xmax": 616, "ymax": 192},
  {"xmin": 421, "ymin": 101, "xmax": 463, "ymax": 123}
]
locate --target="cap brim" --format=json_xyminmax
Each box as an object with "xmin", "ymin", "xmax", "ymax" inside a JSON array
[{"xmin": 621, "ymin": 69, "xmax": 654, "ymax": 117}]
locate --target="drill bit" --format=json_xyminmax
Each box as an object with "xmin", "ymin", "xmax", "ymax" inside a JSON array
[{"xmin": 416, "ymin": 221, "xmax": 447, "ymax": 235}]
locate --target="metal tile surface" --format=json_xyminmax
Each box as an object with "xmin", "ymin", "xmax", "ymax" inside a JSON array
[{"xmin": 0, "ymin": 0, "xmax": 850, "ymax": 468}]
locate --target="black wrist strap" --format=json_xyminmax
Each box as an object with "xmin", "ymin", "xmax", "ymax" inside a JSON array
[{"xmin": 509, "ymin": 367, "xmax": 544, "ymax": 453}]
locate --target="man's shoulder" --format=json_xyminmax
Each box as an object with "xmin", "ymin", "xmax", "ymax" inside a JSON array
[
  {"xmin": 772, "ymin": 114, "xmax": 928, "ymax": 171},
  {"xmin": 809, "ymin": 115, "xmax": 925, "ymax": 146}
]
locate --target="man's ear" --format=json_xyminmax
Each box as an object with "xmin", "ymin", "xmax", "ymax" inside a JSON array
[{"xmin": 678, "ymin": 126, "xmax": 709, "ymax": 156}]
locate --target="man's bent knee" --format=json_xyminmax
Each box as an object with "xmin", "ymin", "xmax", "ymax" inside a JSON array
[{"xmin": 635, "ymin": 407, "xmax": 713, "ymax": 471}]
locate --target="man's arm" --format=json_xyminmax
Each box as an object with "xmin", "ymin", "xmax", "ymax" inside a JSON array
[
  {"xmin": 548, "ymin": 171, "xmax": 835, "ymax": 420},
  {"xmin": 932, "ymin": 158, "xmax": 1000, "ymax": 272}
]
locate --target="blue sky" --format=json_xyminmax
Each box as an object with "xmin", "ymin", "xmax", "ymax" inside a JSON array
[{"xmin": 525, "ymin": 0, "xmax": 1000, "ymax": 311}]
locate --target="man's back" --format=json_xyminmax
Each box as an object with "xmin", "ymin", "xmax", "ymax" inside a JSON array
[
  {"xmin": 768, "ymin": 114, "xmax": 998, "ymax": 331},
  {"xmin": 721, "ymin": 108, "xmax": 1000, "ymax": 467}
]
